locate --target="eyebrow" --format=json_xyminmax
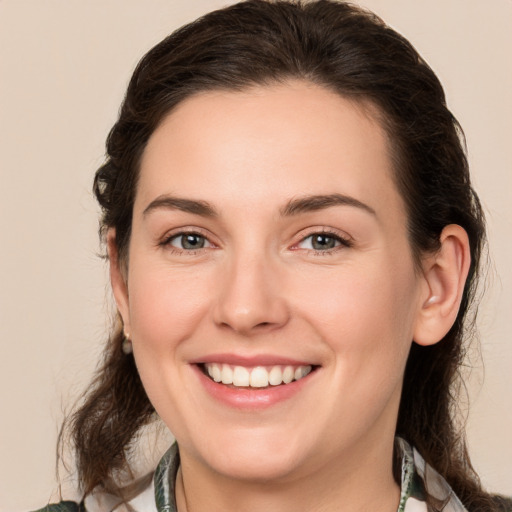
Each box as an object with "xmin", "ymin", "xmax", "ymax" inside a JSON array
[
  {"xmin": 143, "ymin": 195, "xmax": 218, "ymax": 217},
  {"xmin": 142, "ymin": 193, "xmax": 376, "ymax": 219},
  {"xmin": 280, "ymin": 194, "xmax": 376, "ymax": 217}
]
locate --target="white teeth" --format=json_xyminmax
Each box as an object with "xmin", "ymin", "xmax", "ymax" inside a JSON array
[
  {"xmin": 221, "ymin": 364, "xmax": 233, "ymax": 384},
  {"xmin": 211, "ymin": 364, "xmax": 222, "ymax": 382},
  {"xmin": 250, "ymin": 367, "xmax": 269, "ymax": 388},
  {"xmin": 282, "ymin": 366, "xmax": 294, "ymax": 384},
  {"xmin": 232, "ymin": 366, "xmax": 250, "ymax": 386},
  {"xmin": 204, "ymin": 363, "xmax": 313, "ymax": 388},
  {"xmin": 294, "ymin": 366, "xmax": 311, "ymax": 381},
  {"xmin": 268, "ymin": 366, "xmax": 283, "ymax": 386}
]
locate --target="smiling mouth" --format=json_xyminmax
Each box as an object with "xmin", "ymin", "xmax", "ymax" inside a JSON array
[{"xmin": 199, "ymin": 363, "xmax": 315, "ymax": 389}]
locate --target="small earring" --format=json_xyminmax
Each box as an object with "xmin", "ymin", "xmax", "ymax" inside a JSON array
[
  {"xmin": 122, "ymin": 332, "xmax": 133, "ymax": 355},
  {"xmin": 425, "ymin": 296, "xmax": 438, "ymax": 306}
]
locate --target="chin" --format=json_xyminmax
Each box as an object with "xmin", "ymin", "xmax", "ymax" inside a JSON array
[
  {"xmin": 209, "ymin": 449, "xmax": 303, "ymax": 483},
  {"xmin": 189, "ymin": 427, "xmax": 310, "ymax": 482}
]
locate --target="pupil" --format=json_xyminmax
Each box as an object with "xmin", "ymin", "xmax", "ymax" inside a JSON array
[
  {"xmin": 312, "ymin": 234, "xmax": 335, "ymax": 250},
  {"xmin": 183, "ymin": 234, "xmax": 204, "ymax": 250}
]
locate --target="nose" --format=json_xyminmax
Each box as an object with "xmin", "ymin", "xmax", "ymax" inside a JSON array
[{"xmin": 212, "ymin": 251, "xmax": 290, "ymax": 336}]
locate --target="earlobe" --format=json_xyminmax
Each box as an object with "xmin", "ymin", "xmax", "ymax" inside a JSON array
[
  {"xmin": 107, "ymin": 229, "xmax": 131, "ymax": 334},
  {"xmin": 413, "ymin": 225, "xmax": 471, "ymax": 346}
]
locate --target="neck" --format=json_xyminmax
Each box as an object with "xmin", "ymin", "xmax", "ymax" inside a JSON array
[{"xmin": 175, "ymin": 437, "xmax": 400, "ymax": 512}]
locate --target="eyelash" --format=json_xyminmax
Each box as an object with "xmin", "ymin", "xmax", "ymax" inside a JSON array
[
  {"xmin": 293, "ymin": 229, "xmax": 353, "ymax": 256},
  {"xmin": 159, "ymin": 228, "xmax": 353, "ymax": 256},
  {"xmin": 160, "ymin": 229, "xmax": 214, "ymax": 255}
]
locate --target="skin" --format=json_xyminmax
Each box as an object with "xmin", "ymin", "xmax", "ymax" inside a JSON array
[{"xmin": 109, "ymin": 81, "xmax": 470, "ymax": 512}]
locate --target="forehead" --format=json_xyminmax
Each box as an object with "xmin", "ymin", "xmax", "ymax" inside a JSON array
[{"xmin": 136, "ymin": 81, "xmax": 404, "ymax": 222}]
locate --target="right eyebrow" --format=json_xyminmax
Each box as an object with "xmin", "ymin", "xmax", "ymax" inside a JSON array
[{"xmin": 142, "ymin": 195, "xmax": 218, "ymax": 218}]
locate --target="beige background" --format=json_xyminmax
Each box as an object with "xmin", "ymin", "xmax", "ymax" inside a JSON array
[{"xmin": 0, "ymin": 1, "xmax": 510, "ymax": 510}]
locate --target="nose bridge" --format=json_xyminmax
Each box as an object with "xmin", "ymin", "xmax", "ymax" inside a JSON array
[{"xmin": 213, "ymin": 243, "xmax": 288, "ymax": 334}]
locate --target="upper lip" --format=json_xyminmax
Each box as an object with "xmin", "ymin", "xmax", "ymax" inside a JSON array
[{"xmin": 191, "ymin": 353, "xmax": 317, "ymax": 367}]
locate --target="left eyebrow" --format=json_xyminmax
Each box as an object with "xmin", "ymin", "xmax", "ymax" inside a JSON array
[{"xmin": 280, "ymin": 194, "xmax": 376, "ymax": 217}]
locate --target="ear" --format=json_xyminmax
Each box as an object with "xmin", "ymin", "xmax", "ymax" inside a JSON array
[
  {"xmin": 107, "ymin": 228, "xmax": 131, "ymax": 335},
  {"xmin": 413, "ymin": 224, "xmax": 471, "ymax": 346}
]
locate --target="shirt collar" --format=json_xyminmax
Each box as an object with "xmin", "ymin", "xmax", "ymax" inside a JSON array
[{"xmin": 148, "ymin": 439, "xmax": 467, "ymax": 512}]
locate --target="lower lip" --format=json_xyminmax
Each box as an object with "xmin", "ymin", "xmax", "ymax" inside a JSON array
[{"xmin": 192, "ymin": 365, "xmax": 316, "ymax": 410}]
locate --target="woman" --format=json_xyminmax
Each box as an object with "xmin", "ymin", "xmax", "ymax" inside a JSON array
[{"xmin": 36, "ymin": 1, "xmax": 510, "ymax": 511}]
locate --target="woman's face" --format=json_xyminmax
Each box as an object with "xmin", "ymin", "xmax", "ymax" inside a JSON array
[{"xmin": 113, "ymin": 82, "xmax": 430, "ymax": 482}]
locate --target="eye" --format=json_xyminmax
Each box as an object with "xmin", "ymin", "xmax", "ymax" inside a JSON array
[
  {"xmin": 296, "ymin": 232, "xmax": 351, "ymax": 252},
  {"xmin": 167, "ymin": 232, "xmax": 212, "ymax": 250}
]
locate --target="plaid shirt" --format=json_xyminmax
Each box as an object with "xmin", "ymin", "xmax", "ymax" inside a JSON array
[{"xmin": 36, "ymin": 438, "xmax": 509, "ymax": 512}]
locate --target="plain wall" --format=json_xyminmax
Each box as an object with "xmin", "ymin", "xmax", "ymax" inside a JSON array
[{"xmin": 0, "ymin": 1, "xmax": 510, "ymax": 510}]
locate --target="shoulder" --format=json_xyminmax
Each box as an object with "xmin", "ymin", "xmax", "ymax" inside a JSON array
[
  {"xmin": 397, "ymin": 438, "xmax": 512, "ymax": 512},
  {"xmin": 491, "ymin": 495, "xmax": 512, "ymax": 512},
  {"xmin": 31, "ymin": 501, "xmax": 86, "ymax": 512}
]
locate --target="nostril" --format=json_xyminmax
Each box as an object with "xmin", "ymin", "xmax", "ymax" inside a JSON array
[{"xmin": 213, "ymin": 295, "xmax": 290, "ymax": 334}]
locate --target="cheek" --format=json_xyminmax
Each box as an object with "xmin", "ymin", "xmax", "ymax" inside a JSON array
[
  {"xmin": 127, "ymin": 262, "xmax": 213, "ymax": 352},
  {"xmin": 125, "ymin": 262, "xmax": 215, "ymax": 425},
  {"xmin": 293, "ymin": 257, "xmax": 420, "ymax": 360}
]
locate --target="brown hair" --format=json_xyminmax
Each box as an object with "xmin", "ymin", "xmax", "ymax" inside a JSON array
[{"xmin": 61, "ymin": 1, "xmax": 505, "ymax": 509}]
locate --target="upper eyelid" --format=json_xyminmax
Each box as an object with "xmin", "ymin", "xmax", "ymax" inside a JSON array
[
  {"xmin": 294, "ymin": 235, "xmax": 352, "ymax": 252},
  {"xmin": 168, "ymin": 234, "xmax": 213, "ymax": 252},
  {"xmin": 160, "ymin": 226, "xmax": 215, "ymax": 242},
  {"xmin": 168, "ymin": 232, "xmax": 210, "ymax": 242},
  {"xmin": 161, "ymin": 230, "xmax": 216, "ymax": 254},
  {"xmin": 158, "ymin": 226, "xmax": 353, "ymax": 249},
  {"xmin": 292, "ymin": 227, "xmax": 353, "ymax": 245}
]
